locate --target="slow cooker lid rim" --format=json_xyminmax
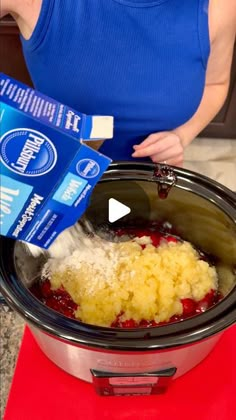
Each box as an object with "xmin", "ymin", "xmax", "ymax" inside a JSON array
[
  {"xmin": 28, "ymin": 313, "xmax": 236, "ymax": 352},
  {"xmin": 100, "ymin": 175, "xmax": 236, "ymax": 222},
  {"xmin": 105, "ymin": 162, "xmax": 236, "ymax": 205}
]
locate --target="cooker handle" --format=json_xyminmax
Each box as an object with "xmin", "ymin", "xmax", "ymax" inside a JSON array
[{"xmin": 90, "ymin": 367, "xmax": 177, "ymax": 396}]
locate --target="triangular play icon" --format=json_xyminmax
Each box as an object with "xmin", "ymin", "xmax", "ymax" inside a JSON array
[{"xmin": 108, "ymin": 198, "xmax": 131, "ymax": 223}]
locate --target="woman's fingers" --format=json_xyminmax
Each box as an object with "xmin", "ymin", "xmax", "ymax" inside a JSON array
[
  {"xmin": 151, "ymin": 153, "xmax": 184, "ymax": 167},
  {"xmin": 132, "ymin": 131, "xmax": 184, "ymax": 166},
  {"xmin": 149, "ymin": 145, "xmax": 182, "ymax": 162},
  {"xmin": 132, "ymin": 132, "xmax": 182, "ymax": 158},
  {"xmin": 133, "ymin": 132, "xmax": 164, "ymax": 150},
  {"xmin": 132, "ymin": 137, "xmax": 172, "ymax": 158}
]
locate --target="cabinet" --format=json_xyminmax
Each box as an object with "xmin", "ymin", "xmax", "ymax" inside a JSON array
[
  {"xmin": 1, "ymin": 16, "xmax": 235, "ymax": 138},
  {"xmin": 0, "ymin": 17, "xmax": 32, "ymax": 86}
]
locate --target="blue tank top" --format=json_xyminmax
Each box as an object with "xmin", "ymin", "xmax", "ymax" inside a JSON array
[{"xmin": 21, "ymin": 0, "xmax": 210, "ymax": 161}]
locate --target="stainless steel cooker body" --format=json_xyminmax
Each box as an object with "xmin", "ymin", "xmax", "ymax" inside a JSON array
[
  {"xmin": 31, "ymin": 326, "xmax": 221, "ymax": 395},
  {"xmin": 1, "ymin": 163, "xmax": 236, "ymax": 396}
]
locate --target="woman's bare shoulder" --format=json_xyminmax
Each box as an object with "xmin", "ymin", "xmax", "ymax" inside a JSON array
[
  {"xmin": 1, "ymin": 0, "xmax": 42, "ymax": 39},
  {"xmin": 1, "ymin": 0, "xmax": 28, "ymax": 17}
]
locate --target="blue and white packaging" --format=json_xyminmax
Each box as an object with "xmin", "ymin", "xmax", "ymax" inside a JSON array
[{"xmin": 0, "ymin": 73, "xmax": 113, "ymax": 249}]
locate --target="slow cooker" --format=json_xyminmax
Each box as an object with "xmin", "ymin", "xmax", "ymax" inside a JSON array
[{"xmin": 1, "ymin": 162, "xmax": 236, "ymax": 396}]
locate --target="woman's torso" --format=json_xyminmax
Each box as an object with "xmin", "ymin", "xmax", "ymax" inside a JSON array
[{"xmin": 21, "ymin": 0, "xmax": 210, "ymax": 160}]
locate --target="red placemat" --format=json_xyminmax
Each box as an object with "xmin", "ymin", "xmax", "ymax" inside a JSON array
[{"xmin": 4, "ymin": 326, "xmax": 236, "ymax": 420}]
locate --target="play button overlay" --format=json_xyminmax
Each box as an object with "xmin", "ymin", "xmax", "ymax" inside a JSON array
[
  {"xmin": 108, "ymin": 198, "xmax": 131, "ymax": 223},
  {"xmin": 84, "ymin": 180, "xmax": 151, "ymax": 243}
]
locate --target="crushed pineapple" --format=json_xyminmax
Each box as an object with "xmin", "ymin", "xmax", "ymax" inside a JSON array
[{"xmin": 45, "ymin": 239, "xmax": 218, "ymax": 327}]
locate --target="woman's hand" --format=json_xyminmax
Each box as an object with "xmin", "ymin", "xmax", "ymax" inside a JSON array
[{"xmin": 132, "ymin": 131, "xmax": 184, "ymax": 166}]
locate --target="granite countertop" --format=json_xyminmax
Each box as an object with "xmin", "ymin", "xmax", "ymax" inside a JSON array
[
  {"xmin": 0, "ymin": 306, "xmax": 24, "ymax": 418},
  {"xmin": 0, "ymin": 137, "xmax": 235, "ymax": 418}
]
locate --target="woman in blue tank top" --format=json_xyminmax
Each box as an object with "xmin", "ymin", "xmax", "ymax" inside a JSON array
[{"xmin": 1, "ymin": 0, "xmax": 236, "ymax": 164}]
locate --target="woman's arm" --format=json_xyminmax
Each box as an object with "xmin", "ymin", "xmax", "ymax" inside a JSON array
[
  {"xmin": 132, "ymin": 0, "xmax": 236, "ymax": 166},
  {"xmin": 175, "ymin": 0, "xmax": 236, "ymax": 147}
]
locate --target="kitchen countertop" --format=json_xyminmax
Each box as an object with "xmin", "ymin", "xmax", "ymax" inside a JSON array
[
  {"xmin": 0, "ymin": 137, "xmax": 235, "ymax": 419},
  {"xmin": 0, "ymin": 306, "xmax": 24, "ymax": 418},
  {"xmin": 184, "ymin": 138, "xmax": 236, "ymax": 192}
]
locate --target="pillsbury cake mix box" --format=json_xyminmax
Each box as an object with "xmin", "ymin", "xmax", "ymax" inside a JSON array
[{"xmin": 0, "ymin": 73, "xmax": 113, "ymax": 248}]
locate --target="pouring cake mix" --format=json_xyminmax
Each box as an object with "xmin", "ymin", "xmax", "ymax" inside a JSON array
[{"xmin": 0, "ymin": 73, "xmax": 113, "ymax": 249}]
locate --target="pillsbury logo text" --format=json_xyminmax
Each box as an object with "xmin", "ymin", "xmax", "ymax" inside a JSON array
[
  {"xmin": 0, "ymin": 128, "xmax": 57, "ymax": 176},
  {"xmin": 76, "ymin": 159, "xmax": 100, "ymax": 179}
]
